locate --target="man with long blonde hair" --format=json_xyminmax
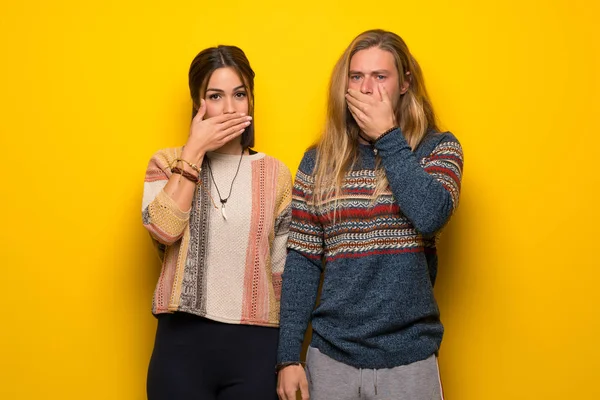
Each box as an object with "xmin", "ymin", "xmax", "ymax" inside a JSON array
[{"xmin": 276, "ymin": 30, "xmax": 463, "ymax": 400}]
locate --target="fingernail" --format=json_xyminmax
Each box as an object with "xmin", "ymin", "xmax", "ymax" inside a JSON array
[{"xmin": 247, "ymin": 116, "xmax": 253, "ymax": 120}]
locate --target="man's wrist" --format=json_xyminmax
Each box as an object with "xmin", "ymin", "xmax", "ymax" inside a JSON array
[
  {"xmin": 275, "ymin": 361, "xmax": 304, "ymax": 374},
  {"xmin": 374, "ymin": 126, "xmax": 399, "ymax": 143}
]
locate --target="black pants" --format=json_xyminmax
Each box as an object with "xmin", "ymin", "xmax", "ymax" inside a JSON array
[{"xmin": 147, "ymin": 312, "xmax": 279, "ymax": 400}]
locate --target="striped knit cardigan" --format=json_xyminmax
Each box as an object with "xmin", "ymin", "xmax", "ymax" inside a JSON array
[{"xmin": 142, "ymin": 147, "xmax": 292, "ymax": 327}]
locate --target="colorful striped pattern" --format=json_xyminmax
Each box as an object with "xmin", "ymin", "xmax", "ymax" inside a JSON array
[
  {"xmin": 289, "ymin": 137, "xmax": 462, "ymax": 263},
  {"xmin": 142, "ymin": 147, "xmax": 292, "ymax": 327}
]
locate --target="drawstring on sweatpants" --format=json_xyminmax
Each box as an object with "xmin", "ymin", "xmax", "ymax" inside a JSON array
[
  {"xmin": 358, "ymin": 368, "xmax": 378, "ymax": 397},
  {"xmin": 358, "ymin": 368, "xmax": 363, "ymax": 397},
  {"xmin": 374, "ymin": 369, "xmax": 378, "ymax": 395}
]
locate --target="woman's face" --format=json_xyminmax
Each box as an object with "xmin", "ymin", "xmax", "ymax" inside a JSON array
[{"xmin": 203, "ymin": 67, "xmax": 249, "ymax": 118}]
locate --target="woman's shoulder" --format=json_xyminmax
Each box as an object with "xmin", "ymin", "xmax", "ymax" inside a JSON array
[
  {"xmin": 146, "ymin": 146, "xmax": 184, "ymax": 170},
  {"xmin": 253, "ymin": 147, "xmax": 317, "ymax": 176},
  {"xmin": 254, "ymin": 152, "xmax": 287, "ymax": 170},
  {"xmin": 252, "ymin": 152, "xmax": 291, "ymax": 182},
  {"xmin": 259, "ymin": 153, "xmax": 286, "ymax": 166}
]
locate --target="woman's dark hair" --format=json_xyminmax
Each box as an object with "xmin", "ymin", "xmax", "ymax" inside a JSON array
[{"xmin": 188, "ymin": 45, "xmax": 255, "ymax": 148}]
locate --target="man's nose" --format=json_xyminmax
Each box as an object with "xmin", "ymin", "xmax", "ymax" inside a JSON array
[{"xmin": 360, "ymin": 77, "xmax": 373, "ymax": 95}]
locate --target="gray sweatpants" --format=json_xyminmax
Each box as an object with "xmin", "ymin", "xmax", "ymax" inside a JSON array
[{"xmin": 305, "ymin": 346, "xmax": 443, "ymax": 400}]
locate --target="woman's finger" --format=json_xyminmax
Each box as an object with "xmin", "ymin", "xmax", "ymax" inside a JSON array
[
  {"xmin": 211, "ymin": 112, "xmax": 248, "ymax": 124},
  {"xmin": 193, "ymin": 99, "xmax": 206, "ymax": 122},
  {"xmin": 219, "ymin": 117, "xmax": 252, "ymax": 134}
]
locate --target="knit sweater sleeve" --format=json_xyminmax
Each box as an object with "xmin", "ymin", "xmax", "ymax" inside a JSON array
[
  {"xmin": 277, "ymin": 151, "xmax": 324, "ymax": 363},
  {"xmin": 270, "ymin": 162, "xmax": 293, "ymax": 301},
  {"xmin": 374, "ymin": 129, "xmax": 464, "ymax": 236},
  {"xmin": 141, "ymin": 147, "xmax": 191, "ymax": 246}
]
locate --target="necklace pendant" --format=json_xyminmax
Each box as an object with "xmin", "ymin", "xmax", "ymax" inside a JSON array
[{"xmin": 221, "ymin": 204, "xmax": 227, "ymax": 220}]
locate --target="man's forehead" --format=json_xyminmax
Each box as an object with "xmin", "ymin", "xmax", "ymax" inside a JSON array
[{"xmin": 349, "ymin": 48, "xmax": 396, "ymax": 71}]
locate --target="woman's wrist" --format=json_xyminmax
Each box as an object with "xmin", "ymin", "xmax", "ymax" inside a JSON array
[
  {"xmin": 181, "ymin": 147, "xmax": 205, "ymax": 167},
  {"xmin": 171, "ymin": 166, "xmax": 199, "ymax": 184},
  {"xmin": 178, "ymin": 161, "xmax": 200, "ymax": 177}
]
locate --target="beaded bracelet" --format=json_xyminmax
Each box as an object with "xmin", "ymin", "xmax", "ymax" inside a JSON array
[
  {"xmin": 176, "ymin": 158, "xmax": 202, "ymax": 174},
  {"xmin": 171, "ymin": 167, "xmax": 199, "ymax": 184},
  {"xmin": 374, "ymin": 126, "xmax": 399, "ymax": 143}
]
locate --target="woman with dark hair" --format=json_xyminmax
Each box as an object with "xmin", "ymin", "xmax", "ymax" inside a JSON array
[{"xmin": 142, "ymin": 45, "xmax": 292, "ymax": 400}]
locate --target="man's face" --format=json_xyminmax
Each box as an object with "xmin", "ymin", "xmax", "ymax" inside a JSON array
[{"xmin": 348, "ymin": 47, "xmax": 403, "ymax": 107}]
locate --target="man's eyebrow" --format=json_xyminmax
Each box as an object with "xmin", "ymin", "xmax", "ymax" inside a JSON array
[{"xmin": 348, "ymin": 70, "xmax": 392, "ymax": 75}]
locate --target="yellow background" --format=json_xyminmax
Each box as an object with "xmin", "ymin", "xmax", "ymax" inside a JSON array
[{"xmin": 1, "ymin": 0, "xmax": 598, "ymax": 399}]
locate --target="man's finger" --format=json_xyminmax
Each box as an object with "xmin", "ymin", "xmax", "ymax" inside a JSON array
[
  {"xmin": 348, "ymin": 111, "xmax": 367, "ymax": 133},
  {"xmin": 345, "ymin": 94, "xmax": 368, "ymax": 114},
  {"xmin": 347, "ymin": 102, "xmax": 366, "ymax": 123},
  {"xmin": 299, "ymin": 377, "xmax": 310, "ymax": 400},
  {"xmin": 379, "ymin": 83, "xmax": 391, "ymax": 103},
  {"xmin": 285, "ymin": 388, "xmax": 297, "ymax": 400},
  {"xmin": 347, "ymin": 88, "xmax": 375, "ymax": 104},
  {"xmin": 276, "ymin": 382, "xmax": 288, "ymax": 400}
]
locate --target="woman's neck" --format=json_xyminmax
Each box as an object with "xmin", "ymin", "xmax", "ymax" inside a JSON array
[{"xmin": 213, "ymin": 138, "xmax": 245, "ymax": 155}]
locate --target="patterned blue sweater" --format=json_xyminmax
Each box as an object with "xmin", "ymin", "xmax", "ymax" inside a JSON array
[{"xmin": 277, "ymin": 128, "xmax": 463, "ymax": 369}]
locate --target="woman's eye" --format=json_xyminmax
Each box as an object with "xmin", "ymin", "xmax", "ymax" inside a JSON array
[
  {"xmin": 208, "ymin": 94, "xmax": 221, "ymax": 100},
  {"xmin": 235, "ymin": 92, "xmax": 247, "ymax": 98}
]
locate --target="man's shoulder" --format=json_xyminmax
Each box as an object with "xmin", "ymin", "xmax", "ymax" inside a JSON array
[
  {"xmin": 417, "ymin": 131, "xmax": 461, "ymax": 156},
  {"xmin": 296, "ymin": 147, "xmax": 318, "ymax": 176}
]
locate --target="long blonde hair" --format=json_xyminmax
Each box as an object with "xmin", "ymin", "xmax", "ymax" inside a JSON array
[{"xmin": 312, "ymin": 30, "xmax": 438, "ymax": 211}]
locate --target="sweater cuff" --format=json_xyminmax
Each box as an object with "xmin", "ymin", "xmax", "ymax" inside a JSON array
[
  {"xmin": 277, "ymin": 340, "xmax": 304, "ymax": 364},
  {"xmin": 147, "ymin": 190, "xmax": 190, "ymax": 237},
  {"xmin": 373, "ymin": 128, "xmax": 410, "ymax": 155}
]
